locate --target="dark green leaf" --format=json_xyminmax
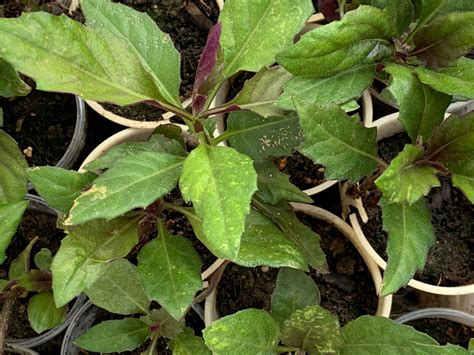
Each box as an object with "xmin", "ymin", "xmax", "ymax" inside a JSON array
[
  {"xmin": 448, "ymin": 160, "xmax": 474, "ymax": 203},
  {"xmin": 28, "ymin": 292, "xmax": 67, "ymax": 333},
  {"xmin": 9, "ymin": 235, "xmax": 37, "ymax": 281},
  {"xmin": 0, "ymin": 58, "xmax": 30, "ymax": 97},
  {"xmin": 146, "ymin": 308, "xmax": 185, "ymax": 339},
  {"xmin": 384, "ymin": 0, "xmax": 414, "ymax": 36}
]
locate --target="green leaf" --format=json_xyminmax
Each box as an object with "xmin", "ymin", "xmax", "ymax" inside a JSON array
[
  {"xmin": 379, "ymin": 197, "xmax": 435, "ymax": 295},
  {"xmin": 384, "ymin": 0, "xmax": 414, "ymax": 36},
  {"xmin": 384, "ymin": 63, "xmax": 451, "ymax": 142},
  {"xmin": 219, "ymin": 0, "xmax": 313, "ymax": 77},
  {"xmin": 276, "ymin": 65, "xmax": 375, "ymax": 111},
  {"xmin": 137, "ymin": 223, "xmax": 202, "ymax": 320},
  {"xmin": 295, "ymin": 100, "xmax": 379, "ymax": 182},
  {"xmin": 414, "ymin": 0, "xmax": 444, "ymax": 28},
  {"xmin": 74, "ymin": 318, "xmax": 151, "ymax": 353},
  {"xmin": 85, "ymin": 258, "xmax": 149, "ymax": 315},
  {"xmin": 81, "ymin": 0, "xmax": 181, "ymax": 107},
  {"xmin": 223, "ymin": 66, "xmax": 292, "ymax": 117},
  {"xmin": 66, "ymin": 151, "xmax": 183, "ymax": 225},
  {"xmin": 0, "ymin": 13, "xmax": 164, "ymax": 106},
  {"xmin": 147, "ymin": 308, "xmax": 185, "ymax": 339},
  {"xmin": 203, "ymin": 309, "xmax": 280, "ymax": 355},
  {"xmin": 271, "ymin": 268, "xmax": 320, "ymax": 326},
  {"xmin": 0, "ymin": 201, "xmax": 28, "ymax": 265},
  {"xmin": 51, "ymin": 216, "xmax": 139, "ymax": 307},
  {"xmin": 412, "ymin": 12, "xmax": 474, "ymax": 68},
  {"xmin": 255, "ymin": 161, "xmax": 312, "ymax": 205},
  {"xmin": 33, "ymin": 248, "xmax": 53, "ymax": 272},
  {"xmin": 0, "ymin": 58, "xmax": 30, "ymax": 97},
  {"xmin": 448, "ymin": 160, "xmax": 474, "ymax": 203},
  {"xmin": 254, "ymin": 199, "xmax": 326, "ymax": 271},
  {"xmin": 17, "ymin": 269, "xmax": 52, "ymax": 292},
  {"xmin": 0, "ymin": 130, "xmax": 28, "ymax": 205},
  {"xmin": 0, "ymin": 279, "xmax": 8, "ymax": 293},
  {"xmin": 415, "ymin": 58, "xmax": 474, "ymax": 101},
  {"xmin": 28, "ymin": 292, "xmax": 67, "ymax": 333},
  {"xmin": 281, "ymin": 305, "xmax": 343, "ymax": 354},
  {"xmin": 171, "ymin": 328, "xmax": 211, "ymax": 355},
  {"xmin": 8, "ymin": 234, "xmax": 37, "ymax": 281},
  {"xmin": 180, "ymin": 145, "xmax": 257, "ymax": 259},
  {"xmin": 234, "ymin": 209, "xmax": 308, "ymax": 270},
  {"xmin": 277, "ymin": 6, "xmax": 394, "ymax": 79},
  {"xmin": 376, "ymin": 145, "xmax": 439, "ymax": 204},
  {"xmin": 28, "ymin": 167, "xmax": 96, "ymax": 213},
  {"xmin": 225, "ymin": 111, "xmax": 301, "ymax": 161},
  {"xmin": 341, "ymin": 315, "xmax": 469, "ymax": 354}
]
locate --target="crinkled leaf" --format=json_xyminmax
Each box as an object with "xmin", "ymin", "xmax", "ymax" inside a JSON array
[
  {"xmin": 28, "ymin": 292, "xmax": 67, "ymax": 334},
  {"xmin": 276, "ymin": 65, "xmax": 375, "ymax": 111},
  {"xmin": 225, "ymin": 111, "xmax": 301, "ymax": 161},
  {"xmin": 8, "ymin": 232, "xmax": 36, "ymax": 281},
  {"xmin": 296, "ymin": 100, "xmax": 379, "ymax": 182},
  {"xmin": 234, "ymin": 209, "xmax": 308, "ymax": 270},
  {"xmin": 281, "ymin": 305, "xmax": 343, "ymax": 354},
  {"xmin": 17, "ymin": 269, "xmax": 52, "ymax": 292},
  {"xmin": 415, "ymin": 58, "xmax": 474, "ymax": 100},
  {"xmin": 379, "ymin": 196, "xmax": 435, "ymax": 295},
  {"xmin": 85, "ymin": 258, "xmax": 149, "ymax": 315},
  {"xmin": 180, "ymin": 145, "xmax": 257, "ymax": 259},
  {"xmin": 277, "ymin": 6, "xmax": 394, "ymax": 79},
  {"xmin": 52, "ymin": 216, "xmax": 139, "ymax": 306},
  {"xmin": 341, "ymin": 315, "xmax": 469, "ymax": 354},
  {"xmin": 75, "ymin": 318, "xmax": 151, "ymax": 353},
  {"xmin": 203, "ymin": 309, "xmax": 280, "ymax": 355},
  {"xmin": 224, "ymin": 66, "xmax": 292, "ymax": 117},
  {"xmin": 0, "ymin": 130, "xmax": 28, "ymax": 205},
  {"xmin": 67, "ymin": 151, "xmax": 183, "ymax": 225},
  {"xmin": 0, "ymin": 13, "xmax": 164, "ymax": 106},
  {"xmin": 137, "ymin": 223, "xmax": 202, "ymax": 320},
  {"xmin": 376, "ymin": 145, "xmax": 440, "ymax": 204},
  {"xmin": 171, "ymin": 328, "xmax": 211, "ymax": 355},
  {"xmin": 81, "ymin": 0, "xmax": 181, "ymax": 107},
  {"xmin": 34, "ymin": 248, "xmax": 53, "ymax": 272},
  {"xmin": 0, "ymin": 58, "xmax": 30, "ymax": 97},
  {"xmin": 219, "ymin": 0, "xmax": 313, "ymax": 77},
  {"xmin": 28, "ymin": 167, "xmax": 96, "ymax": 213},
  {"xmin": 255, "ymin": 161, "xmax": 312, "ymax": 205},
  {"xmin": 448, "ymin": 160, "xmax": 474, "ymax": 203},
  {"xmin": 0, "ymin": 202, "xmax": 28, "ymax": 264},
  {"xmin": 384, "ymin": 63, "xmax": 451, "ymax": 142},
  {"xmin": 412, "ymin": 12, "xmax": 474, "ymax": 68},
  {"xmin": 271, "ymin": 268, "xmax": 320, "ymax": 326}
]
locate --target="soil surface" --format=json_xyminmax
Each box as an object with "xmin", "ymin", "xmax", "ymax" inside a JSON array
[
  {"xmin": 360, "ymin": 133, "xmax": 474, "ymax": 286},
  {"xmin": 278, "ymin": 152, "xmax": 326, "ymax": 191},
  {"xmin": 0, "ymin": 87, "xmax": 77, "ymax": 167},
  {"xmin": 406, "ymin": 319, "xmax": 473, "ymax": 348}
]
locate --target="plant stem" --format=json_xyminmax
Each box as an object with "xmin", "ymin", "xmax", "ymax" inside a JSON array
[
  {"xmin": 338, "ymin": 0, "xmax": 346, "ymax": 18},
  {"xmin": 210, "ymin": 131, "xmax": 230, "ymax": 146},
  {"xmin": 0, "ymin": 286, "xmax": 24, "ymax": 354},
  {"xmin": 143, "ymin": 331, "xmax": 160, "ymax": 355}
]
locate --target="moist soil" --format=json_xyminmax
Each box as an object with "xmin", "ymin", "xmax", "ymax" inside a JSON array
[
  {"xmin": 359, "ymin": 133, "xmax": 474, "ymax": 286},
  {"xmin": 0, "ymin": 86, "xmax": 77, "ymax": 167}
]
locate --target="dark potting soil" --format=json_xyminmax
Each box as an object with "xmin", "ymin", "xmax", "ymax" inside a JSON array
[
  {"xmin": 278, "ymin": 152, "xmax": 326, "ymax": 191},
  {"xmin": 406, "ymin": 319, "xmax": 474, "ymax": 348},
  {"xmin": 0, "ymin": 88, "xmax": 77, "ymax": 167},
  {"xmin": 360, "ymin": 133, "xmax": 474, "ymax": 286}
]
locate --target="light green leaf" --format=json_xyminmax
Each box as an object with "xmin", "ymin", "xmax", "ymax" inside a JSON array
[
  {"xmin": 341, "ymin": 315, "xmax": 469, "ymax": 354},
  {"xmin": 51, "ymin": 216, "xmax": 139, "ymax": 307},
  {"xmin": 412, "ymin": 12, "xmax": 474, "ymax": 68},
  {"xmin": 415, "ymin": 58, "xmax": 474, "ymax": 101},
  {"xmin": 0, "ymin": 130, "xmax": 28, "ymax": 205},
  {"xmin": 223, "ymin": 66, "xmax": 292, "ymax": 117},
  {"xmin": 0, "ymin": 201, "xmax": 28, "ymax": 264},
  {"xmin": 75, "ymin": 318, "xmax": 151, "ymax": 353},
  {"xmin": 203, "ymin": 309, "xmax": 280, "ymax": 355},
  {"xmin": 225, "ymin": 111, "xmax": 301, "ymax": 161},
  {"xmin": 180, "ymin": 145, "xmax": 257, "ymax": 260},
  {"xmin": 380, "ymin": 197, "xmax": 435, "ymax": 295},
  {"xmin": 277, "ymin": 6, "xmax": 394, "ymax": 79},
  {"xmin": 28, "ymin": 292, "xmax": 67, "ymax": 334},
  {"xmin": 0, "ymin": 58, "xmax": 30, "ymax": 97},
  {"xmin": 234, "ymin": 209, "xmax": 308, "ymax": 270},
  {"xmin": 33, "ymin": 248, "xmax": 53, "ymax": 272},
  {"xmin": 85, "ymin": 258, "xmax": 149, "ymax": 315},
  {"xmin": 295, "ymin": 100, "xmax": 379, "ymax": 182},
  {"xmin": 67, "ymin": 151, "xmax": 183, "ymax": 225},
  {"xmin": 171, "ymin": 328, "xmax": 211, "ymax": 355},
  {"xmin": 271, "ymin": 268, "xmax": 320, "ymax": 326},
  {"xmin": 384, "ymin": 63, "xmax": 451, "ymax": 142},
  {"xmin": 276, "ymin": 65, "xmax": 375, "ymax": 111},
  {"xmin": 9, "ymin": 236, "xmax": 38, "ymax": 281},
  {"xmin": 81, "ymin": 0, "xmax": 181, "ymax": 107},
  {"xmin": 376, "ymin": 145, "xmax": 439, "ymax": 204},
  {"xmin": 0, "ymin": 13, "xmax": 164, "ymax": 106},
  {"xmin": 448, "ymin": 160, "xmax": 474, "ymax": 203},
  {"xmin": 281, "ymin": 305, "xmax": 343, "ymax": 354},
  {"xmin": 137, "ymin": 223, "xmax": 202, "ymax": 320},
  {"xmin": 255, "ymin": 161, "xmax": 312, "ymax": 205},
  {"xmin": 28, "ymin": 167, "xmax": 96, "ymax": 213},
  {"xmin": 219, "ymin": 0, "xmax": 313, "ymax": 78}
]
